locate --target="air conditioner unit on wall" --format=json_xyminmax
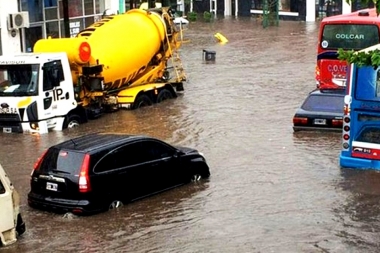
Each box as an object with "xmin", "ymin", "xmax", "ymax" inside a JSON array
[{"xmin": 9, "ymin": 12, "xmax": 29, "ymax": 29}]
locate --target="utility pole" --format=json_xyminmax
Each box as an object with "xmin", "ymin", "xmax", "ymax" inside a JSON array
[{"xmin": 62, "ymin": 0, "xmax": 70, "ymax": 37}]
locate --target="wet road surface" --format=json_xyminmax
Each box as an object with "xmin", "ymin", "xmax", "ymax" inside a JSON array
[{"xmin": 1, "ymin": 17, "xmax": 380, "ymax": 253}]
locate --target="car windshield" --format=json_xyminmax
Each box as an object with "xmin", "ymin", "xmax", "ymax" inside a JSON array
[
  {"xmin": 301, "ymin": 93, "xmax": 344, "ymax": 113},
  {"xmin": 0, "ymin": 64, "xmax": 39, "ymax": 97},
  {"xmin": 39, "ymin": 148, "xmax": 85, "ymax": 174}
]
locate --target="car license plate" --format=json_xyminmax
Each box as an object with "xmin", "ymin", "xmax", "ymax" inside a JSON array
[
  {"xmin": 46, "ymin": 182, "xmax": 58, "ymax": 191},
  {"xmin": 314, "ymin": 119, "xmax": 327, "ymax": 125},
  {"xmin": 3, "ymin": 127, "xmax": 11, "ymax": 133}
]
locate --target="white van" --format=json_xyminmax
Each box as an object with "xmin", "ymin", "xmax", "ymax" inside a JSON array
[{"xmin": 0, "ymin": 163, "xmax": 25, "ymax": 246}]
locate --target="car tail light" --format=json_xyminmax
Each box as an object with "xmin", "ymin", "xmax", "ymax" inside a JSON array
[
  {"xmin": 293, "ymin": 117, "xmax": 308, "ymax": 125},
  {"xmin": 32, "ymin": 149, "xmax": 48, "ymax": 174},
  {"xmin": 343, "ymin": 134, "xmax": 350, "ymax": 140},
  {"xmin": 332, "ymin": 119, "xmax": 343, "ymax": 127},
  {"xmin": 79, "ymin": 154, "xmax": 91, "ymax": 193}
]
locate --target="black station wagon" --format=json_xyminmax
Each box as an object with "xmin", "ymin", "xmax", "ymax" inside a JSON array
[{"xmin": 27, "ymin": 133, "xmax": 210, "ymax": 215}]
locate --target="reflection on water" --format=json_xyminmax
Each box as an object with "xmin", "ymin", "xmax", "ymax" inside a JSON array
[{"xmin": 2, "ymin": 18, "xmax": 380, "ymax": 252}]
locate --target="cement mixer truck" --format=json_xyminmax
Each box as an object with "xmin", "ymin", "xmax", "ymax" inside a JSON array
[{"xmin": 0, "ymin": 7, "xmax": 186, "ymax": 134}]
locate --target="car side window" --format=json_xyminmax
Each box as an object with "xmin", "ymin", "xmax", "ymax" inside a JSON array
[
  {"xmin": 94, "ymin": 143, "xmax": 142, "ymax": 173},
  {"xmin": 143, "ymin": 140, "xmax": 175, "ymax": 160},
  {"xmin": 0, "ymin": 180, "xmax": 5, "ymax": 194}
]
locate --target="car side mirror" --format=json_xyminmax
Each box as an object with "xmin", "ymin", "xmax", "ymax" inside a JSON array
[{"xmin": 174, "ymin": 150, "xmax": 184, "ymax": 158}]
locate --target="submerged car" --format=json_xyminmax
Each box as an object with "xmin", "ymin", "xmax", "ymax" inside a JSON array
[
  {"xmin": 293, "ymin": 89, "xmax": 345, "ymax": 132},
  {"xmin": 0, "ymin": 163, "xmax": 25, "ymax": 246},
  {"xmin": 28, "ymin": 133, "xmax": 210, "ymax": 215}
]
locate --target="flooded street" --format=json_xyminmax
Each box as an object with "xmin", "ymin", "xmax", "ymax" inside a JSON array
[{"xmin": 2, "ymin": 17, "xmax": 380, "ymax": 252}]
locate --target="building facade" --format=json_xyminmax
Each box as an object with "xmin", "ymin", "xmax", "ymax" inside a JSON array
[{"xmin": 0, "ymin": 0, "xmax": 361, "ymax": 55}]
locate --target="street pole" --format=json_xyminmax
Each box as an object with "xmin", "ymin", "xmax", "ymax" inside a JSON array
[{"xmin": 62, "ymin": 0, "xmax": 70, "ymax": 37}]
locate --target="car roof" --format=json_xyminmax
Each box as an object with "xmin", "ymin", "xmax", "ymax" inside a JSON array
[{"xmin": 52, "ymin": 133, "xmax": 151, "ymax": 153}]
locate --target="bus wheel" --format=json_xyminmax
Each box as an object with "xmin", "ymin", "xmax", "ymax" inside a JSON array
[
  {"xmin": 63, "ymin": 114, "xmax": 81, "ymax": 129},
  {"xmin": 133, "ymin": 94, "xmax": 153, "ymax": 109},
  {"xmin": 157, "ymin": 89, "xmax": 173, "ymax": 103}
]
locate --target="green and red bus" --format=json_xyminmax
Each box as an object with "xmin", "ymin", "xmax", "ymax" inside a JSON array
[{"xmin": 316, "ymin": 8, "xmax": 380, "ymax": 89}]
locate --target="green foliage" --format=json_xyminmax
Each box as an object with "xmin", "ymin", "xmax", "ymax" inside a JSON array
[
  {"xmin": 203, "ymin": 11, "xmax": 212, "ymax": 22},
  {"xmin": 338, "ymin": 48, "xmax": 380, "ymax": 68},
  {"xmin": 188, "ymin": 11, "xmax": 197, "ymax": 21}
]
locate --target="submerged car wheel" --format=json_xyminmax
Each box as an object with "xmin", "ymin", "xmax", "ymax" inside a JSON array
[
  {"xmin": 109, "ymin": 200, "xmax": 123, "ymax": 210},
  {"xmin": 191, "ymin": 174, "xmax": 202, "ymax": 182},
  {"xmin": 133, "ymin": 94, "xmax": 153, "ymax": 109}
]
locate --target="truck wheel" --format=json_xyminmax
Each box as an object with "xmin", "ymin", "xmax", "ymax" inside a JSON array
[
  {"xmin": 133, "ymin": 94, "xmax": 153, "ymax": 109},
  {"xmin": 157, "ymin": 89, "xmax": 173, "ymax": 103},
  {"xmin": 63, "ymin": 114, "xmax": 81, "ymax": 129}
]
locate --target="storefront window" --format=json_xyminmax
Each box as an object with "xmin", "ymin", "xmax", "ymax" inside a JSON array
[
  {"xmin": 22, "ymin": 0, "xmax": 43, "ymax": 22},
  {"xmin": 85, "ymin": 16, "xmax": 95, "ymax": 28},
  {"xmin": 251, "ymin": 0, "xmax": 298, "ymax": 12},
  {"xmin": 45, "ymin": 7, "xmax": 58, "ymax": 20},
  {"xmin": 96, "ymin": 0, "xmax": 103, "ymax": 13},
  {"xmin": 60, "ymin": 18, "xmax": 84, "ymax": 37},
  {"xmin": 45, "ymin": 0, "xmax": 58, "ymax": 7},
  {"xmin": 59, "ymin": 0, "xmax": 83, "ymax": 18},
  {"xmin": 85, "ymin": 0, "xmax": 94, "ymax": 15},
  {"xmin": 46, "ymin": 21, "xmax": 59, "ymax": 38},
  {"xmin": 316, "ymin": 0, "xmax": 342, "ymax": 17}
]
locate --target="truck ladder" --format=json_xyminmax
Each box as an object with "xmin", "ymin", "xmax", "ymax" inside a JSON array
[
  {"xmin": 169, "ymin": 47, "xmax": 187, "ymax": 83},
  {"xmin": 162, "ymin": 11, "xmax": 187, "ymax": 83}
]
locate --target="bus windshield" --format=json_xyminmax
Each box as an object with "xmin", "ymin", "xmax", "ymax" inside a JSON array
[{"xmin": 321, "ymin": 24, "xmax": 379, "ymax": 50}]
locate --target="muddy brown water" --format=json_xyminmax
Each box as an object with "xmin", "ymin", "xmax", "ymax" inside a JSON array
[{"xmin": 1, "ymin": 17, "xmax": 380, "ymax": 253}]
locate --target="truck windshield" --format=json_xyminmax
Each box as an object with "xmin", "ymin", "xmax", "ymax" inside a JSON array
[{"xmin": 0, "ymin": 64, "xmax": 39, "ymax": 97}]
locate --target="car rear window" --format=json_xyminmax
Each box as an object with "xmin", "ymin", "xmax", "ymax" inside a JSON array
[
  {"xmin": 301, "ymin": 94, "xmax": 344, "ymax": 113},
  {"xmin": 38, "ymin": 148, "xmax": 85, "ymax": 174}
]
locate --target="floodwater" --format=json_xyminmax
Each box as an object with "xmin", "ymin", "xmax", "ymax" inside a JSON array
[{"xmin": 1, "ymin": 17, "xmax": 380, "ymax": 253}]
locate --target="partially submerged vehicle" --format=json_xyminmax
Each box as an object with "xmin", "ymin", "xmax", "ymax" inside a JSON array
[{"xmin": 0, "ymin": 163, "xmax": 25, "ymax": 246}]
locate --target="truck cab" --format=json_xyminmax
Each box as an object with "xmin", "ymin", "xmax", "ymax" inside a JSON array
[{"xmin": 0, "ymin": 163, "xmax": 25, "ymax": 246}]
